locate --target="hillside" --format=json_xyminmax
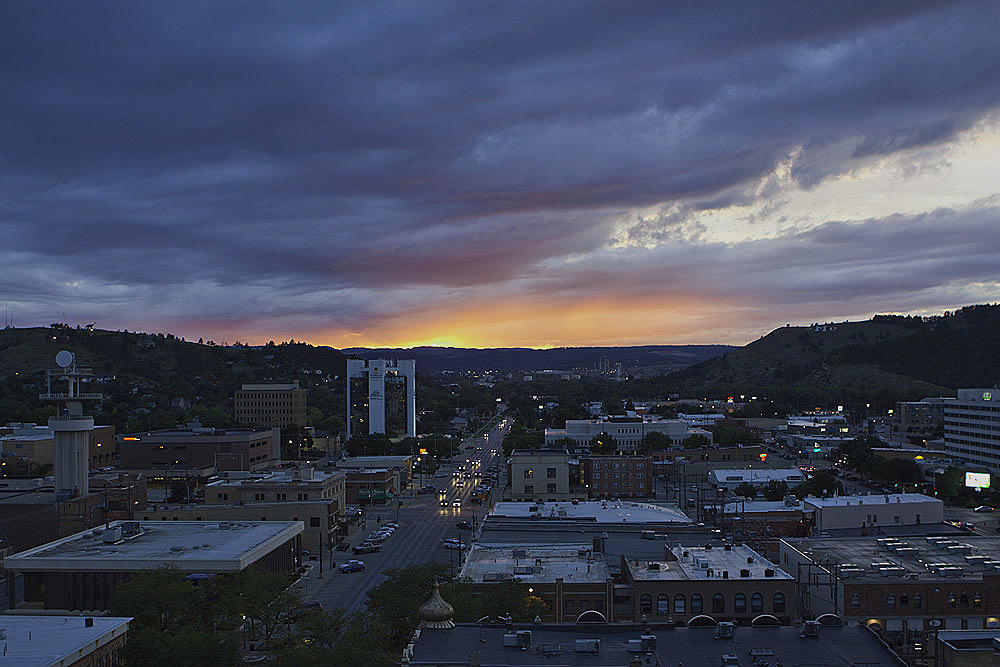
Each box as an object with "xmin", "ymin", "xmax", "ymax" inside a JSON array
[
  {"xmin": 0, "ymin": 327, "xmax": 347, "ymax": 432},
  {"xmin": 669, "ymin": 304, "xmax": 1000, "ymax": 398},
  {"xmin": 339, "ymin": 344, "xmax": 732, "ymax": 373}
]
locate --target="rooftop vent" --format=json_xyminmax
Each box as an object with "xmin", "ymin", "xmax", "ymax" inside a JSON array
[
  {"xmin": 802, "ymin": 620, "xmax": 820, "ymax": 638},
  {"xmin": 103, "ymin": 527, "xmax": 122, "ymax": 543},
  {"xmin": 715, "ymin": 622, "xmax": 735, "ymax": 639},
  {"xmin": 648, "ymin": 562, "xmax": 660, "ymax": 571},
  {"xmin": 740, "ymin": 569, "xmax": 751, "ymax": 578}
]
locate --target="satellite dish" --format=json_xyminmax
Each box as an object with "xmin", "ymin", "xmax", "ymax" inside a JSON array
[{"xmin": 55, "ymin": 350, "xmax": 75, "ymax": 368}]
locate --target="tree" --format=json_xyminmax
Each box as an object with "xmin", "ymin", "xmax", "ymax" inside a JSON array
[
  {"xmin": 230, "ymin": 570, "xmax": 302, "ymax": 648},
  {"xmin": 681, "ymin": 434, "xmax": 711, "ymax": 450},
  {"xmin": 733, "ymin": 482, "xmax": 757, "ymax": 498},
  {"xmin": 589, "ymin": 432, "xmax": 616, "ymax": 455},
  {"xmin": 762, "ymin": 480, "xmax": 789, "ymax": 501},
  {"xmin": 548, "ymin": 436, "xmax": 577, "ymax": 450},
  {"xmin": 791, "ymin": 470, "xmax": 843, "ymax": 499},
  {"xmin": 639, "ymin": 431, "xmax": 671, "ymax": 454}
]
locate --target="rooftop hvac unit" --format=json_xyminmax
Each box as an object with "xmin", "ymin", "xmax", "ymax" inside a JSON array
[
  {"xmin": 715, "ymin": 622, "xmax": 735, "ymax": 639},
  {"xmin": 103, "ymin": 526, "xmax": 122, "ymax": 543},
  {"xmin": 503, "ymin": 633, "xmax": 518, "ymax": 647},
  {"xmin": 120, "ymin": 521, "xmax": 140, "ymax": 537},
  {"xmin": 648, "ymin": 562, "xmax": 660, "ymax": 571},
  {"xmin": 575, "ymin": 639, "xmax": 600, "ymax": 654},
  {"xmin": 627, "ymin": 639, "xmax": 644, "ymax": 653},
  {"xmin": 512, "ymin": 549, "xmax": 527, "ymax": 559},
  {"xmin": 722, "ymin": 654, "xmax": 739, "ymax": 666},
  {"xmin": 802, "ymin": 620, "xmax": 821, "ymax": 637},
  {"xmin": 641, "ymin": 635, "xmax": 656, "ymax": 652},
  {"xmin": 516, "ymin": 630, "xmax": 532, "ymax": 648}
]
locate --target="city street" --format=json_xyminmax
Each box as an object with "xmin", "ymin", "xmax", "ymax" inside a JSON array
[{"xmin": 305, "ymin": 420, "xmax": 508, "ymax": 612}]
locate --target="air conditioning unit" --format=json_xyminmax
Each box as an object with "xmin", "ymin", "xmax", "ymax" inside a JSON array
[
  {"xmin": 802, "ymin": 620, "xmax": 821, "ymax": 637},
  {"xmin": 715, "ymin": 622, "xmax": 735, "ymax": 639},
  {"xmin": 575, "ymin": 639, "xmax": 600, "ymax": 654},
  {"xmin": 516, "ymin": 630, "xmax": 532, "ymax": 648}
]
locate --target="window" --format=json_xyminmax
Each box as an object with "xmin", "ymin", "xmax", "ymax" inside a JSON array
[
  {"xmin": 547, "ymin": 467, "xmax": 556, "ymax": 478},
  {"xmin": 594, "ymin": 473, "xmax": 601, "ymax": 479},
  {"xmin": 912, "ymin": 594, "xmax": 922, "ymax": 609},
  {"xmin": 298, "ymin": 493, "xmax": 308, "ymax": 501},
  {"xmin": 900, "ymin": 594, "xmax": 908, "ymax": 608},
  {"xmin": 657, "ymin": 594, "xmax": 669, "ymax": 614},
  {"xmin": 639, "ymin": 594, "xmax": 652, "ymax": 614},
  {"xmin": 691, "ymin": 594, "xmax": 703, "ymax": 614},
  {"xmin": 524, "ymin": 485, "xmax": 533, "ymax": 493},
  {"xmin": 772, "ymin": 592, "xmax": 785, "ymax": 613},
  {"xmin": 887, "ymin": 594, "xmax": 896, "ymax": 609},
  {"xmin": 713, "ymin": 594, "xmax": 725, "ymax": 614},
  {"xmin": 973, "ymin": 594, "xmax": 982, "ymax": 608},
  {"xmin": 850, "ymin": 595, "xmax": 861, "ymax": 609},
  {"xmin": 310, "ymin": 517, "xmax": 320, "ymax": 527},
  {"xmin": 751, "ymin": 593, "xmax": 763, "ymax": 613},
  {"xmin": 947, "ymin": 594, "xmax": 957, "ymax": 608},
  {"xmin": 960, "ymin": 593, "xmax": 969, "ymax": 608},
  {"xmin": 276, "ymin": 493, "xmax": 287, "ymax": 501},
  {"xmin": 734, "ymin": 594, "xmax": 747, "ymax": 614},
  {"xmin": 547, "ymin": 483, "xmax": 556, "ymax": 493},
  {"xmin": 524, "ymin": 469, "xmax": 534, "ymax": 479},
  {"xmin": 674, "ymin": 594, "xmax": 686, "ymax": 614}
]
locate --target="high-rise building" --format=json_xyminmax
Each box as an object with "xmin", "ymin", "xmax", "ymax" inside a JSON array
[
  {"xmin": 346, "ymin": 359, "xmax": 416, "ymax": 439},
  {"xmin": 234, "ymin": 382, "xmax": 307, "ymax": 427},
  {"xmin": 944, "ymin": 388, "xmax": 1000, "ymax": 472}
]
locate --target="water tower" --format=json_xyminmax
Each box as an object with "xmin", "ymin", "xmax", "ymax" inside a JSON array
[{"xmin": 40, "ymin": 350, "xmax": 102, "ymax": 498}]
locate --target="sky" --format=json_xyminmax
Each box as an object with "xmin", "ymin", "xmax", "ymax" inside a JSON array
[{"xmin": 1, "ymin": 1, "xmax": 999, "ymax": 349}]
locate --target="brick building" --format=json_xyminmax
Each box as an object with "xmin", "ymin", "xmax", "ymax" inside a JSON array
[
  {"xmin": 234, "ymin": 382, "xmax": 307, "ymax": 428},
  {"xmin": 118, "ymin": 427, "xmax": 280, "ymax": 472},
  {"xmin": 581, "ymin": 455, "xmax": 653, "ymax": 498}
]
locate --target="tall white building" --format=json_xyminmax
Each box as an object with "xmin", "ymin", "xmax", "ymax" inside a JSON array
[
  {"xmin": 346, "ymin": 359, "xmax": 416, "ymax": 439},
  {"xmin": 944, "ymin": 387, "xmax": 1000, "ymax": 472}
]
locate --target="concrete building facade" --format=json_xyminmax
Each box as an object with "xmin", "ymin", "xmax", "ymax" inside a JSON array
[
  {"xmin": 346, "ymin": 359, "xmax": 416, "ymax": 439},
  {"xmin": 234, "ymin": 382, "xmax": 307, "ymax": 428},
  {"xmin": 944, "ymin": 388, "xmax": 1000, "ymax": 473},
  {"xmin": 118, "ymin": 427, "xmax": 280, "ymax": 473},
  {"xmin": 545, "ymin": 417, "xmax": 711, "ymax": 450},
  {"xmin": 804, "ymin": 493, "xmax": 943, "ymax": 533},
  {"xmin": 506, "ymin": 450, "xmax": 572, "ymax": 502}
]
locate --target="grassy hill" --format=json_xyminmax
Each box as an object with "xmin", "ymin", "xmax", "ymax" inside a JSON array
[{"xmin": 669, "ymin": 304, "xmax": 1000, "ymax": 401}]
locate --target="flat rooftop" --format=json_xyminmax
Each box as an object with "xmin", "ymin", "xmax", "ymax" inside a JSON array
[
  {"xmin": 5, "ymin": 520, "xmax": 302, "ymax": 572},
  {"xmin": 627, "ymin": 544, "xmax": 792, "ymax": 582},
  {"xmin": 711, "ymin": 469, "xmax": 805, "ymax": 483},
  {"xmin": 804, "ymin": 493, "xmax": 939, "ymax": 508},
  {"xmin": 409, "ymin": 623, "xmax": 901, "ymax": 667},
  {"xmin": 783, "ymin": 535, "xmax": 1000, "ymax": 582},
  {"xmin": 722, "ymin": 499, "xmax": 804, "ymax": 514},
  {"xmin": 207, "ymin": 469, "xmax": 341, "ymax": 487},
  {"xmin": 489, "ymin": 500, "xmax": 691, "ymax": 524},
  {"xmin": 0, "ymin": 615, "xmax": 131, "ymax": 666},
  {"xmin": 462, "ymin": 543, "xmax": 609, "ymax": 584}
]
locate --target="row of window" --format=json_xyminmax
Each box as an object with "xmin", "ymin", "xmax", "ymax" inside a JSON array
[
  {"xmin": 598, "ymin": 462, "xmax": 645, "ymax": 469},
  {"xmin": 593, "ymin": 473, "xmax": 644, "ymax": 479},
  {"xmin": 851, "ymin": 592, "xmax": 983, "ymax": 610},
  {"xmin": 523, "ymin": 467, "xmax": 559, "ymax": 478},
  {"xmin": 638, "ymin": 592, "xmax": 785, "ymax": 615},
  {"xmin": 522, "ymin": 484, "xmax": 558, "ymax": 494}
]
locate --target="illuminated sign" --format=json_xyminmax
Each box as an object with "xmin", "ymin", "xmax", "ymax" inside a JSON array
[
  {"xmin": 984, "ymin": 392, "xmax": 993, "ymax": 401},
  {"xmin": 122, "ymin": 436, "xmax": 140, "ymax": 441},
  {"xmin": 419, "ymin": 448, "xmax": 428, "ymax": 455},
  {"xmin": 966, "ymin": 472, "xmax": 991, "ymax": 489},
  {"xmin": 759, "ymin": 453, "xmax": 768, "ymax": 462}
]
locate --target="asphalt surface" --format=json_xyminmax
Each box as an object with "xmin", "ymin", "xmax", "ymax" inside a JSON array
[{"xmin": 304, "ymin": 421, "xmax": 508, "ymax": 612}]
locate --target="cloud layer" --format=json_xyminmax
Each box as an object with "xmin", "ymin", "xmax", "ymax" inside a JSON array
[{"xmin": 1, "ymin": 1, "xmax": 999, "ymax": 346}]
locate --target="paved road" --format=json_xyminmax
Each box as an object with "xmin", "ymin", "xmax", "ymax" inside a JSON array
[{"xmin": 305, "ymin": 420, "xmax": 509, "ymax": 612}]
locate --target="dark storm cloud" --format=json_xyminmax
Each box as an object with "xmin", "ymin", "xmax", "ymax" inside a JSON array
[{"xmin": 1, "ymin": 0, "xmax": 999, "ymax": 339}]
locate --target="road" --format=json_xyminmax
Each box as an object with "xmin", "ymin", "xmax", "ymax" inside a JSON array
[{"xmin": 304, "ymin": 419, "xmax": 509, "ymax": 612}]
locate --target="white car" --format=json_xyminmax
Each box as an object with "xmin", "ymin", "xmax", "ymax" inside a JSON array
[{"xmin": 442, "ymin": 538, "xmax": 467, "ymax": 550}]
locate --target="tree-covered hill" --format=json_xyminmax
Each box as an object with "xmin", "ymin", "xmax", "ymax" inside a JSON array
[{"xmin": 669, "ymin": 304, "xmax": 1000, "ymax": 401}]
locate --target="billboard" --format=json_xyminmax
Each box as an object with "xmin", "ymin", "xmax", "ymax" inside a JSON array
[{"xmin": 965, "ymin": 472, "xmax": 991, "ymax": 489}]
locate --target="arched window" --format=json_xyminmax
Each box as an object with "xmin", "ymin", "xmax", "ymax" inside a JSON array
[
  {"xmin": 712, "ymin": 593, "xmax": 725, "ymax": 614},
  {"xmin": 639, "ymin": 594, "xmax": 652, "ymax": 614},
  {"xmin": 960, "ymin": 593, "xmax": 969, "ymax": 608},
  {"xmin": 947, "ymin": 594, "xmax": 957, "ymax": 608},
  {"xmin": 657, "ymin": 594, "xmax": 669, "ymax": 615},
  {"xmin": 850, "ymin": 595, "xmax": 861, "ymax": 609},
  {"xmin": 973, "ymin": 594, "xmax": 982, "ymax": 608},
  {"xmin": 900, "ymin": 594, "xmax": 908, "ymax": 608},
  {"xmin": 772, "ymin": 592, "xmax": 785, "ymax": 613},
  {"xmin": 735, "ymin": 593, "xmax": 747, "ymax": 614},
  {"xmin": 751, "ymin": 593, "xmax": 763, "ymax": 613},
  {"xmin": 912, "ymin": 594, "xmax": 922, "ymax": 609},
  {"xmin": 691, "ymin": 594, "xmax": 703, "ymax": 614},
  {"xmin": 887, "ymin": 594, "xmax": 896, "ymax": 609},
  {"xmin": 674, "ymin": 594, "xmax": 686, "ymax": 614}
]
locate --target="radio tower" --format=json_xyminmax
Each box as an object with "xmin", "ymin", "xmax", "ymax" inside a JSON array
[{"xmin": 40, "ymin": 350, "xmax": 103, "ymax": 498}]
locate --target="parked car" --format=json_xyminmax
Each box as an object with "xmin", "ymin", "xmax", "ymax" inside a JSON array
[
  {"xmin": 338, "ymin": 560, "xmax": 366, "ymax": 573},
  {"xmin": 442, "ymin": 538, "xmax": 467, "ymax": 550},
  {"xmin": 974, "ymin": 506, "xmax": 995, "ymax": 512},
  {"xmin": 456, "ymin": 520, "xmax": 473, "ymax": 530},
  {"xmin": 353, "ymin": 542, "xmax": 381, "ymax": 554},
  {"xmin": 417, "ymin": 485, "xmax": 436, "ymax": 494}
]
